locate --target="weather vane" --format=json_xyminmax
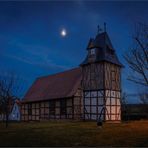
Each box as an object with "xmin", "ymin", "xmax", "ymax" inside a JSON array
[{"xmin": 97, "ymin": 25, "xmax": 102, "ymax": 34}]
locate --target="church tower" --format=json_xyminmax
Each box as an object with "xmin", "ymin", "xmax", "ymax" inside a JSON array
[{"xmin": 80, "ymin": 25, "xmax": 123, "ymax": 121}]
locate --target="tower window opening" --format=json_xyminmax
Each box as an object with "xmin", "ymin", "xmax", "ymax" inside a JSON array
[{"xmin": 90, "ymin": 48, "xmax": 95, "ymax": 55}]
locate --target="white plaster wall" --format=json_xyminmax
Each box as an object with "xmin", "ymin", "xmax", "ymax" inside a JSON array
[{"xmin": 9, "ymin": 103, "xmax": 20, "ymax": 121}]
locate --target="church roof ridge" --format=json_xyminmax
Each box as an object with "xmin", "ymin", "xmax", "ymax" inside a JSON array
[
  {"xmin": 36, "ymin": 67, "xmax": 81, "ymax": 80},
  {"xmin": 87, "ymin": 31, "xmax": 114, "ymax": 50}
]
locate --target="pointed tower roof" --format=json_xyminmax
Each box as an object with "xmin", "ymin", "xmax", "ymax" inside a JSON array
[
  {"xmin": 87, "ymin": 32, "xmax": 114, "ymax": 50},
  {"xmin": 81, "ymin": 29, "xmax": 123, "ymax": 67}
]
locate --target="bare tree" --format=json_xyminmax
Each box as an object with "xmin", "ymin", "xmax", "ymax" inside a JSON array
[
  {"xmin": 121, "ymin": 92, "xmax": 128, "ymax": 105},
  {"xmin": 0, "ymin": 96, "xmax": 5, "ymax": 121},
  {"xmin": 121, "ymin": 92, "xmax": 129, "ymax": 121},
  {"xmin": 124, "ymin": 23, "xmax": 148, "ymax": 86},
  {"xmin": 138, "ymin": 88, "xmax": 148, "ymax": 104},
  {"xmin": 0, "ymin": 72, "xmax": 25, "ymax": 127}
]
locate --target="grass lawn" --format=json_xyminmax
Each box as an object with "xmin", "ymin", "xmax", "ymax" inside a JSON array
[{"xmin": 0, "ymin": 120, "xmax": 148, "ymax": 147}]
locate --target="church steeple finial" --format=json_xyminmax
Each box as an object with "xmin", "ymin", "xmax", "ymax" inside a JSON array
[
  {"xmin": 97, "ymin": 25, "xmax": 102, "ymax": 34},
  {"xmin": 97, "ymin": 23, "xmax": 107, "ymax": 34}
]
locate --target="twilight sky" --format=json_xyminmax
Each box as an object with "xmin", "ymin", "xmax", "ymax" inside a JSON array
[{"xmin": 0, "ymin": 1, "xmax": 148, "ymax": 103}]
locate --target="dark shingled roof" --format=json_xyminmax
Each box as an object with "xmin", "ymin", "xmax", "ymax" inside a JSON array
[
  {"xmin": 87, "ymin": 32, "xmax": 114, "ymax": 50},
  {"xmin": 23, "ymin": 68, "xmax": 82, "ymax": 102},
  {"xmin": 81, "ymin": 32, "xmax": 123, "ymax": 67}
]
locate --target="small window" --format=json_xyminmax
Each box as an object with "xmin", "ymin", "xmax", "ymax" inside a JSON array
[
  {"xmin": 49, "ymin": 101, "xmax": 55, "ymax": 115},
  {"xmin": 28, "ymin": 104, "xmax": 32, "ymax": 115},
  {"xmin": 60, "ymin": 99, "xmax": 67, "ymax": 115},
  {"xmin": 90, "ymin": 48, "xmax": 95, "ymax": 55}
]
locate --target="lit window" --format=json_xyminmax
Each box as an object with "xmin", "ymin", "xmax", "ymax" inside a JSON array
[{"xmin": 90, "ymin": 48, "xmax": 95, "ymax": 55}]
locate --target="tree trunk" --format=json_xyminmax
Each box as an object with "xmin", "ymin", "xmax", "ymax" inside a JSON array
[{"xmin": 5, "ymin": 110, "xmax": 8, "ymax": 128}]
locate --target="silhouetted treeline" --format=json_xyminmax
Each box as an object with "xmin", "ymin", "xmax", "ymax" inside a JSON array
[{"xmin": 122, "ymin": 104, "xmax": 148, "ymax": 121}]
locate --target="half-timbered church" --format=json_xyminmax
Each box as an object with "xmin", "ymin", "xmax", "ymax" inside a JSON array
[{"xmin": 21, "ymin": 26, "xmax": 123, "ymax": 122}]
